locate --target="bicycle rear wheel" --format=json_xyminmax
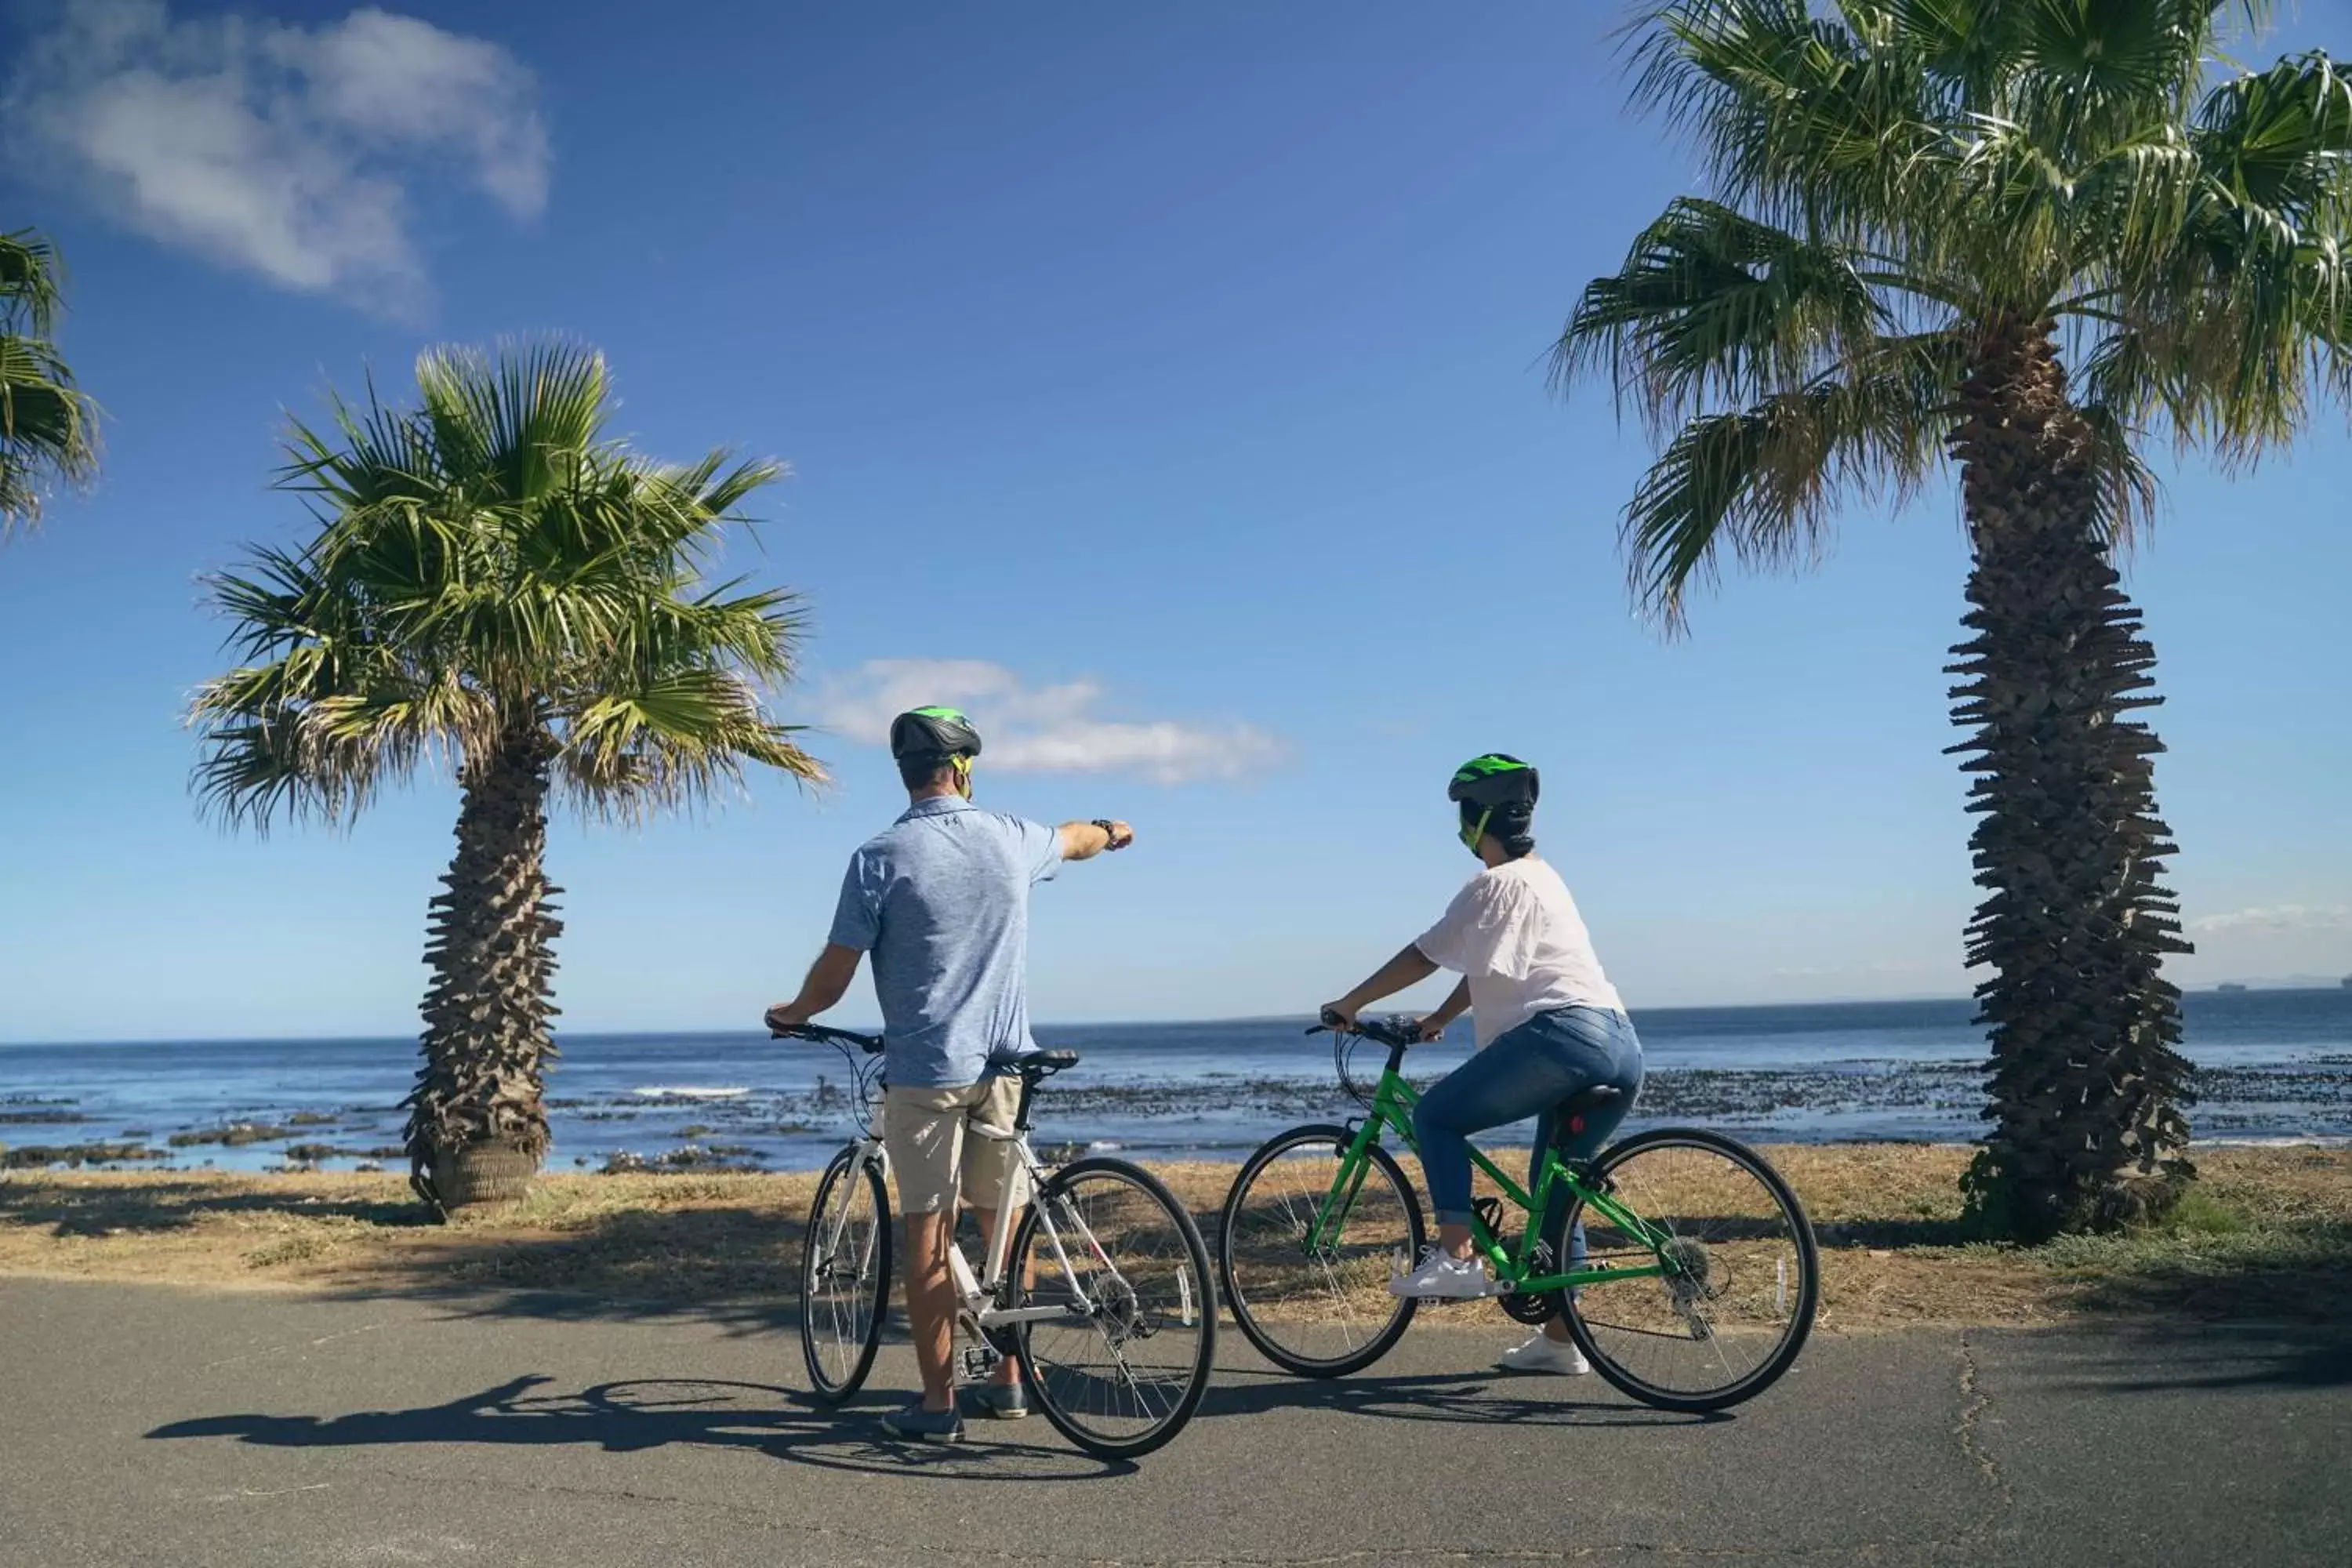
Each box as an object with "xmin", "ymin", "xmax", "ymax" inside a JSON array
[
  {"xmin": 1218, "ymin": 1123, "xmax": 1425, "ymax": 1377},
  {"xmin": 800, "ymin": 1146, "xmax": 891, "ymax": 1404},
  {"xmin": 1010, "ymin": 1157, "xmax": 1215, "ymax": 1459},
  {"xmin": 1552, "ymin": 1127, "xmax": 1817, "ymax": 1413}
]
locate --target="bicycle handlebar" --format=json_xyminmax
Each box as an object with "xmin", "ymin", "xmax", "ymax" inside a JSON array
[
  {"xmin": 1308, "ymin": 1010, "xmax": 1424, "ymax": 1050},
  {"xmin": 770, "ymin": 1022, "xmax": 884, "ymax": 1054}
]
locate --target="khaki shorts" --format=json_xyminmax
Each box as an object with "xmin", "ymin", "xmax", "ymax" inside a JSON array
[{"xmin": 882, "ymin": 1076, "xmax": 1032, "ymax": 1217}]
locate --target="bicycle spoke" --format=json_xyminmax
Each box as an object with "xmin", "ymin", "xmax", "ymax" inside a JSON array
[
  {"xmin": 1562, "ymin": 1132, "xmax": 1816, "ymax": 1410},
  {"xmin": 1221, "ymin": 1129, "xmax": 1420, "ymax": 1375},
  {"xmin": 1015, "ymin": 1163, "xmax": 1212, "ymax": 1455},
  {"xmin": 800, "ymin": 1152, "xmax": 887, "ymax": 1400}
]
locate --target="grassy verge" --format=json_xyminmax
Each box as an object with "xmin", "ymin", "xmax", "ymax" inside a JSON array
[{"xmin": 2, "ymin": 1145, "xmax": 2346, "ymax": 1330}]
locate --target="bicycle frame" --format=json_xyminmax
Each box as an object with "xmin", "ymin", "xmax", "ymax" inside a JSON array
[
  {"xmin": 1311, "ymin": 1051, "xmax": 1674, "ymax": 1296},
  {"xmin": 949, "ymin": 1129, "xmax": 1114, "ymax": 1334},
  {"xmin": 820, "ymin": 1108, "xmax": 1192, "ymax": 1347}
]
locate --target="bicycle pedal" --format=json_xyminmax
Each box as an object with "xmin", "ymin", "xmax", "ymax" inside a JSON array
[{"xmin": 959, "ymin": 1346, "xmax": 1002, "ymax": 1381}]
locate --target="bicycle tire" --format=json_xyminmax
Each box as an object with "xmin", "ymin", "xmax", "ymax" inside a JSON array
[
  {"xmin": 1010, "ymin": 1156, "xmax": 1217, "ymax": 1460},
  {"xmin": 1550, "ymin": 1126, "xmax": 1818, "ymax": 1413},
  {"xmin": 1218, "ymin": 1123, "xmax": 1425, "ymax": 1378},
  {"xmin": 799, "ymin": 1146, "xmax": 891, "ymax": 1404}
]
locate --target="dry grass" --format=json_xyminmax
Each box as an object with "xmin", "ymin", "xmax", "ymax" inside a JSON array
[{"xmin": 2, "ymin": 1145, "xmax": 2346, "ymax": 1330}]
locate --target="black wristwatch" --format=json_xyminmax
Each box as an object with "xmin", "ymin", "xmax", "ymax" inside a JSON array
[{"xmin": 1091, "ymin": 818, "xmax": 1125, "ymax": 849}]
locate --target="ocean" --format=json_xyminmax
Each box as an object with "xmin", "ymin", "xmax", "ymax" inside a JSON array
[{"xmin": 2, "ymin": 989, "xmax": 2346, "ymax": 1175}]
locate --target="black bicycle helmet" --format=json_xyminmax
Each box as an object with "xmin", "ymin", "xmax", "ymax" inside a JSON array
[
  {"xmin": 1447, "ymin": 753, "xmax": 1538, "ymax": 808},
  {"xmin": 889, "ymin": 706, "xmax": 983, "ymax": 762}
]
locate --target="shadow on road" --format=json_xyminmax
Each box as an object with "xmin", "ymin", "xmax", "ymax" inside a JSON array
[
  {"xmin": 1196, "ymin": 1366, "xmax": 1729, "ymax": 1428},
  {"xmin": 145, "ymin": 1374, "xmax": 1136, "ymax": 1483},
  {"xmin": 2026, "ymin": 1321, "xmax": 2352, "ymax": 1393},
  {"xmin": 141, "ymin": 1355, "xmax": 1720, "ymax": 1483}
]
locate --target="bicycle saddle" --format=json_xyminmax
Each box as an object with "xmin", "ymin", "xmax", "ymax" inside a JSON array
[
  {"xmin": 1548, "ymin": 1084, "xmax": 1624, "ymax": 1150},
  {"xmin": 1014, "ymin": 1048, "xmax": 1080, "ymax": 1076}
]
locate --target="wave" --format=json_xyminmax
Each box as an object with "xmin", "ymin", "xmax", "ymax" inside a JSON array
[
  {"xmin": 2197, "ymin": 1134, "xmax": 2352, "ymax": 1148},
  {"xmin": 628, "ymin": 1086, "xmax": 752, "ymax": 1101}
]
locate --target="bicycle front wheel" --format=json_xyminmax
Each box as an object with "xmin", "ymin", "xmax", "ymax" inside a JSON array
[
  {"xmin": 1218, "ymin": 1123, "xmax": 1425, "ymax": 1377},
  {"xmin": 1010, "ymin": 1157, "xmax": 1216, "ymax": 1460},
  {"xmin": 799, "ymin": 1146, "xmax": 891, "ymax": 1404},
  {"xmin": 1552, "ymin": 1127, "xmax": 1818, "ymax": 1413}
]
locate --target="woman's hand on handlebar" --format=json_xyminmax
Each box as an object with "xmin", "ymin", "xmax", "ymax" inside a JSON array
[
  {"xmin": 764, "ymin": 1002, "xmax": 809, "ymax": 1036},
  {"xmin": 1319, "ymin": 1000, "xmax": 1361, "ymax": 1033},
  {"xmin": 1414, "ymin": 1015, "xmax": 1450, "ymax": 1044}
]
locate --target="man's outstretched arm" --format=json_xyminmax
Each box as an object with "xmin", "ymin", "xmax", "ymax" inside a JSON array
[
  {"xmin": 1058, "ymin": 819, "xmax": 1134, "ymax": 862},
  {"xmin": 765, "ymin": 943, "xmax": 863, "ymax": 1031}
]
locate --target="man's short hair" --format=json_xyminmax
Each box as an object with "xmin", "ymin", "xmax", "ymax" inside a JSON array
[{"xmin": 898, "ymin": 754, "xmax": 960, "ymax": 790}]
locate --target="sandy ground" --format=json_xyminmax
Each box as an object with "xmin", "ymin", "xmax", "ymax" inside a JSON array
[{"xmin": 2, "ymin": 1143, "xmax": 2347, "ymax": 1328}]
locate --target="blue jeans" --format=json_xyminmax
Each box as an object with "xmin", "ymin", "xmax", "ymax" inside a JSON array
[{"xmin": 1413, "ymin": 1006, "xmax": 1643, "ymax": 1247}]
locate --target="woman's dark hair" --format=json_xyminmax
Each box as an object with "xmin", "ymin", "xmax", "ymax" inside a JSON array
[{"xmin": 1463, "ymin": 798, "xmax": 1537, "ymax": 858}]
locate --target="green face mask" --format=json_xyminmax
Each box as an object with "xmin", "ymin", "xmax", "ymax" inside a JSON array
[{"xmin": 1458, "ymin": 807, "xmax": 1492, "ymax": 854}]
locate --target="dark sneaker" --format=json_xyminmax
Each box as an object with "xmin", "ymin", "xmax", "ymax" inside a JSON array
[
  {"xmin": 965, "ymin": 1381, "xmax": 1028, "ymax": 1420},
  {"xmin": 880, "ymin": 1399, "xmax": 965, "ymax": 1443}
]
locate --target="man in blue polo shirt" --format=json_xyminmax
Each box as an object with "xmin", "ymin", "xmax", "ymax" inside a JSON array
[{"xmin": 765, "ymin": 706, "xmax": 1133, "ymax": 1443}]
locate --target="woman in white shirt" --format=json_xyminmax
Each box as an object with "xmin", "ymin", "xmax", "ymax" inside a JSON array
[{"xmin": 1322, "ymin": 753, "xmax": 1643, "ymax": 1374}]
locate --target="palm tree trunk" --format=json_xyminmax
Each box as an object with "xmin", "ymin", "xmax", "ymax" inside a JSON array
[
  {"xmin": 1944, "ymin": 318, "xmax": 2195, "ymax": 1240},
  {"xmin": 402, "ymin": 717, "xmax": 565, "ymax": 1209}
]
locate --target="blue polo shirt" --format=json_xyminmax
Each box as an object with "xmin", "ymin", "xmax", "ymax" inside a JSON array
[{"xmin": 826, "ymin": 797, "xmax": 1065, "ymax": 1087}]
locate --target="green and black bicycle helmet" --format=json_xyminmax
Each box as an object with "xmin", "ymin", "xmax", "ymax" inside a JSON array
[
  {"xmin": 1448, "ymin": 753, "xmax": 1538, "ymax": 808},
  {"xmin": 889, "ymin": 706, "xmax": 984, "ymax": 762},
  {"xmin": 1449, "ymin": 753, "xmax": 1539, "ymax": 854}
]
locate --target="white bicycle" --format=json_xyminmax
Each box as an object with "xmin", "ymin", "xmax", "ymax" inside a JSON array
[{"xmin": 775, "ymin": 1022, "xmax": 1217, "ymax": 1460}]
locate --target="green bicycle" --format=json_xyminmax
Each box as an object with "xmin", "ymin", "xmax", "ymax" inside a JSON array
[{"xmin": 1218, "ymin": 1014, "xmax": 1818, "ymax": 1412}]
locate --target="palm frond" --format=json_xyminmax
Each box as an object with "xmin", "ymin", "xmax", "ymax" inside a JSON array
[
  {"xmin": 1558, "ymin": 198, "xmax": 1896, "ymax": 432},
  {"xmin": 0, "ymin": 235, "xmax": 101, "ymax": 535},
  {"xmin": 1585, "ymin": 2, "xmax": 2344, "ymax": 633},
  {"xmin": 560, "ymin": 666, "xmax": 823, "ymax": 820},
  {"xmin": 1630, "ymin": 1, "xmax": 1950, "ymax": 234},
  {"xmin": 191, "ymin": 338, "xmax": 812, "ymax": 830},
  {"xmin": 2076, "ymin": 396, "xmax": 2161, "ymax": 547},
  {"xmin": 1621, "ymin": 333, "xmax": 1958, "ymax": 629},
  {"xmin": 0, "ymin": 230, "xmax": 67, "ymax": 337},
  {"xmin": 414, "ymin": 339, "xmax": 608, "ymax": 506},
  {"xmin": 2070, "ymin": 49, "xmax": 2352, "ymax": 460}
]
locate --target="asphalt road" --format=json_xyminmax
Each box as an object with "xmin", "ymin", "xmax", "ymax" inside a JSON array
[{"xmin": 0, "ymin": 1276, "xmax": 2345, "ymax": 1567}]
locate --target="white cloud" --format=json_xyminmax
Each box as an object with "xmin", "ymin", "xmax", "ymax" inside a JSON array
[
  {"xmin": 4, "ymin": 2, "xmax": 549, "ymax": 313},
  {"xmin": 815, "ymin": 659, "xmax": 1283, "ymax": 785},
  {"xmin": 2189, "ymin": 904, "xmax": 2351, "ymax": 935}
]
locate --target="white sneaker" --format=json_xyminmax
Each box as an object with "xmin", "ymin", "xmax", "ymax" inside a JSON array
[
  {"xmin": 1388, "ymin": 1246, "xmax": 1492, "ymax": 1299},
  {"xmin": 1497, "ymin": 1332, "xmax": 1590, "ymax": 1375}
]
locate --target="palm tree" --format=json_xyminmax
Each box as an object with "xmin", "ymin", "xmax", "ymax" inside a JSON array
[
  {"xmin": 2, "ymin": 228, "xmax": 100, "ymax": 536},
  {"xmin": 191, "ymin": 341, "xmax": 822, "ymax": 1209},
  {"xmin": 1559, "ymin": 3, "xmax": 2351, "ymax": 1237}
]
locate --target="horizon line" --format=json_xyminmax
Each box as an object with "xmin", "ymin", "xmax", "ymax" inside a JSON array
[{"xmin": 5, "ymin": 982, "xmax": 2344, "ymax": 1048}]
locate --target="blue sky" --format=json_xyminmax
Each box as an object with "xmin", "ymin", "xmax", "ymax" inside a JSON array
[{"xmin": 2, "ymin": 0, "xmax": 2347, "ymax": 1044}]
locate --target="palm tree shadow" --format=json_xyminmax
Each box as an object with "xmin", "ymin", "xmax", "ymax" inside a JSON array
[
  {"xmin": 1199, "ymin": 1366, "xmax": 1730, "ymax": 1428},
  {"xmin": 2038, "ymin": 1322, "xmax": 2352, "ymax": 1393},
  {"xmin": 1, "ymin": 1180, "xmax": 432, "ymax": 1238},
  {"xmin": 145, "ymin": 1374, "xmax": 1133, "ymax": 1483}
]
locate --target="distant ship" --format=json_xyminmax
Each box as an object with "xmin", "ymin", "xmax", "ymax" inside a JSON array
[
  {"xmin": 2343, "ymin": 975, "xmax": 2352, "ymax": 989},
  {"xmin": 2217, "ymin": 982, "xmax": 2249, "ymax": 993}
]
